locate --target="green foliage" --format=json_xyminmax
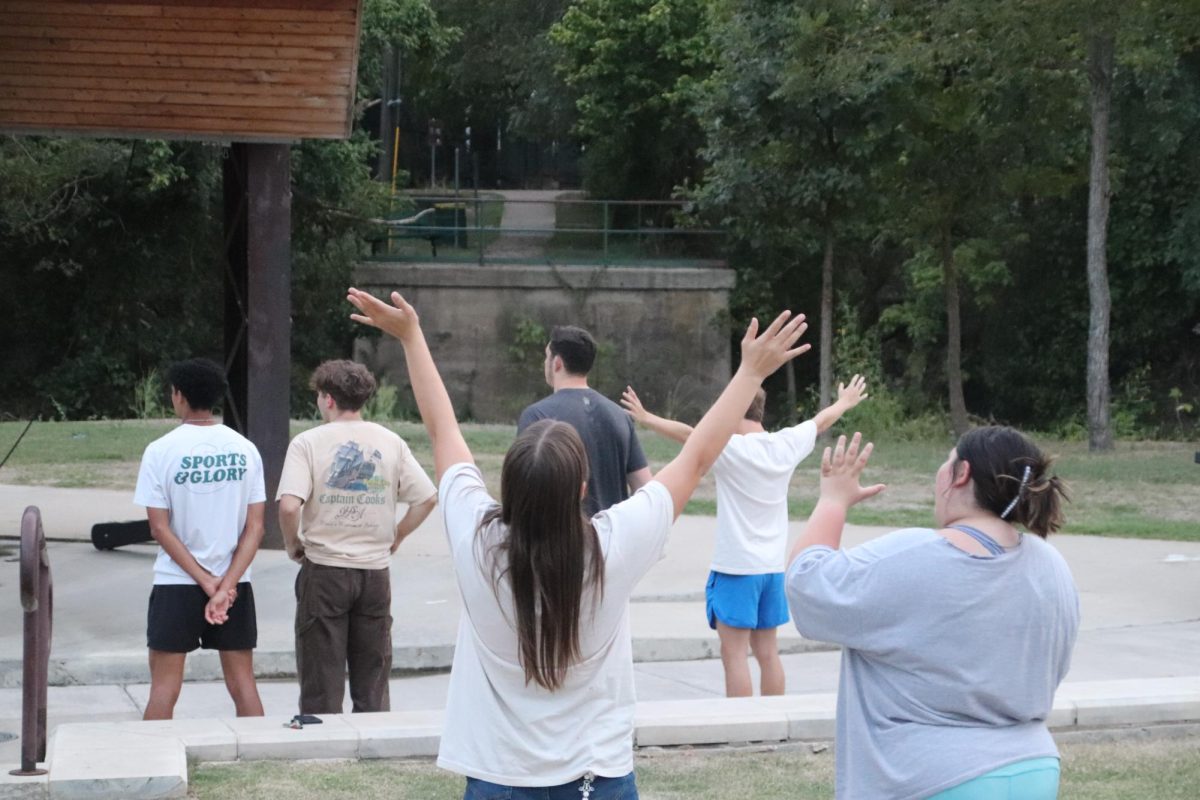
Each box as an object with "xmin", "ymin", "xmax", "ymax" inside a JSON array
[
  {"xmin": 131, "ymin": 370, "xmax": 169, "ymax": 420},
  {"xmin": 406, "ymin": 0, "xmax": 572, "ymax": 145},
  {"xmin": 361, "ymin": 380, "xmax": 404, "ymax": 422},
  {"xmin": 550, "ymin": 0, "xmax": 712, "ymax": 198},
  {"xmin": 0, "ymin": 0, "xmax": 454, "ymax": 421},
  {"xmin": 506, "ymin": 316, "xmax": 548, "ymax": 365}
]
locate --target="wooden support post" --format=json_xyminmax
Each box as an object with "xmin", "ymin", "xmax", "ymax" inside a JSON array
[{"xmin": 223, "ymin": 143, "xmax": 291, "ymax": 550}]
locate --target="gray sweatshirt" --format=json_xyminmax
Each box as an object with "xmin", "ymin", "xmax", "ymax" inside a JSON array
[{"xmin": 786, "ymin": 528, "xmax": 1079, "ymax": 800}]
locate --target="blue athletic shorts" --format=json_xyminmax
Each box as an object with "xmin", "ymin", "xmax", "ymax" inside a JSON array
[
  {"xmin": 927, "ymin": 757, "xmax": 1060, "ymax": 799},
  {"xmin": 705, "ymin": 571, "xmax": 789, "ymax": 630}
]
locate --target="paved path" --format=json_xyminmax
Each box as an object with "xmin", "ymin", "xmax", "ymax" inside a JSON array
[
  {"xmin": 483, "ymin": 189, "xmax": 561, "ymax": 259},
  {"xmin": 2, "ymin": 484, "xmax": 1199, "ymax": 764}
]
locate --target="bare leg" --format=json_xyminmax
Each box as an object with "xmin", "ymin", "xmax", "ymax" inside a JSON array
[
  {"xmin": 219, "ymin": 650, "xmax": 264, "ymax": 717},
  {"xmin": 717, "ymin": 622, "xmax": 753, "ymax": 697},
  {"xmin": 750, "ymin": 627, "xmax": 785, "ymax": 696},
  {"xmin": 144, "ymin": 650, "xmax": 186, "ymax": 720}
]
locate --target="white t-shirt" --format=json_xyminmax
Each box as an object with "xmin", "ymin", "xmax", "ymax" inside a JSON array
[
  {"xmin": 436, "ymin": 462, "xmax": 674, "ymax": 786},
  {"xmin": 709, "ymin": 420, "xmax": 817, "ymax": 574},
  {"xmin": 133, "ymin": 423, "xmax": 266, "ymax": 585}
]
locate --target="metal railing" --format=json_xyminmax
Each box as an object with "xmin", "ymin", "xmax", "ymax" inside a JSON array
[
  {"xmin": 372, "ymin": 195, "xmax": 728, "ymax": 267},
  {"xmin": 9, "ymin": 506, "xmax": 51, "ymax": 777}
]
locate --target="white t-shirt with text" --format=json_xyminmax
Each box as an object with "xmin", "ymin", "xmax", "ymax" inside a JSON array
[
  {"xmin": 436, "ymin": 462, "xmax": 674, "ymax": 786},
  {"xmin": 133, "ymin": 423, "xmax": 266, "ymax": 585},
  {"xmin": 709, "ymin": 420, "xmax": 817, "ymax": 574}
]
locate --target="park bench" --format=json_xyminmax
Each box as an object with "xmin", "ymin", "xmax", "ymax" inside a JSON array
[{"xmin": 387, "ymin": 204, "xmax": 468, "ymax": 257}]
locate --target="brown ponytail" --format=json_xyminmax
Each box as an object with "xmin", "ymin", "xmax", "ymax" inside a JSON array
[
  {"xmin": 955, "ymin": 426, "xmax": 1070, "ymax": 537},
  {"xmin": 478, "ymin": 420, "xmax": 605, "ymax": 690}
]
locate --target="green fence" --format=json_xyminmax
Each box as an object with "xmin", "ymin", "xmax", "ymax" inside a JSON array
[{"xmin": 371, "ymin": 195, "xmax": 727, "ymax": 267}]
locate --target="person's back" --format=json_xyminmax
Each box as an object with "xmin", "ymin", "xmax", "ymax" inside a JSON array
[
  {"xmin": 710, "ymin": 421, "xmax": 817, "ymax": 575},
  {"xmin": 519, "ymin": 387, "xmax": 645, "ymax": 516},
  {"xmin": 140, "ymin": 423, "xmax": 264, "ymax": 581},
  {"xmin": 345, "ymin": 286, "xmax": 811, "ymax": 798},
  {"xmin": 134, "ymin": 358, "xmax": 266, "ymax": 721},
  {"xmin": 438, "ymin": 457, "xmax": 673, "ymax": 785},
  {"xmin": 621, "ymin": 378, "xmax": 865, "ymax": 698},
  {"xmin": 281, "ymin": 419, "xmax": 432, "ymax": 568},
  {"xmin": 278, "ymin": 360, "xmax": 437, "ymax": 715},
  {"xmin": 791, "ymin": 528, "xmax": 1078, "ymax": 797},
  {"xmin": 786, "ymin": 426, "xmax": 1079, "ymax": 800},
  {"xmin": 517, "ymin": 325, "xmax": 649, "ymax": 516}
]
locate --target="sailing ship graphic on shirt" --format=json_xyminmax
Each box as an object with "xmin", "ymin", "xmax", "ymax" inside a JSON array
[{"xmin": 325, "ymin": 440, "xmax": 386, "ymax": 493}]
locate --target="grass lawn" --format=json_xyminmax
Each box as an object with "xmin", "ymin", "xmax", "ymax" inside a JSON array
[
  {"xmin": 1, "ymin": 419, "xmax": 1196, "ymax": 541},
  {"xmin": 188, "ymin": 737, "xmax": 1200, "ymax": 799}
]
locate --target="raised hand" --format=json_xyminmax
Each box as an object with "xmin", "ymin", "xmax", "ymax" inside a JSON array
[
  {"xmin": 347, "ymin": 287, "xmax": 420, "ymax": 342},
  {"xmin": 739, "ymin": 311, "xmax": 810, "ymax": 380},
  {"xmin": 620, "ymin": 385, "xmax": 648, "ymax": 423},
  {"xmin": 837, "ymin": 375, "xmax": 869, "ymax": 409},
  {"xmin": 819, "ymin": 432, "xmax": 886, "ymax": 509}
]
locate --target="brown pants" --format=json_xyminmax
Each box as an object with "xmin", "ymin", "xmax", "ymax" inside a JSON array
[{"xmin": 294, "ymin": 560, "xmax": 392, "ymax": 714}]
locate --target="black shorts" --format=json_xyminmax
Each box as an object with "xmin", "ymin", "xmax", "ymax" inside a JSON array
[{"xmin": 147, "ymin": 582, "xmax": 257, "ymax": 653}]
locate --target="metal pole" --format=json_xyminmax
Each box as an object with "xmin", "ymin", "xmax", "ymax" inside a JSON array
[
  {"xmin": 602, "ymin": 200, "xmax": 609, "ymax": 262},
  {"xmin": 477, "ymin": 196, "xmax": 485, "ymax": 266},
  {"xmin": 454, "ymin": 147, "xmax": 460, "ymax": 196},
  {"xmin": 429, "ymin": 144, "xmax": 436, "ymax": 190},
  {"xmin": 10, "ymin": 506, "xmax": 50, "ymax": 777}
]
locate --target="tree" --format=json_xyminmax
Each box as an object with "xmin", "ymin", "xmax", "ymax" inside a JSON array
[
  {"xmin": 550, "ymin": 0, "xmax": 712, "ymax": 198},
  {"xmin": 694, "ymin": 1, "xmax": 892, "ymax": 418}
]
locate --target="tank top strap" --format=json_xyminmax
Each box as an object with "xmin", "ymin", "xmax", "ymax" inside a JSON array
[{"xmin": 947, "ymin": 524, "xmax": 1007, "ymax": 557}]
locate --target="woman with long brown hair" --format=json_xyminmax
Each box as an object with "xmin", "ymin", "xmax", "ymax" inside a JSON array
[{"xmin": 347, "ymin": 287, "xmax": 809, "ymax": 800}]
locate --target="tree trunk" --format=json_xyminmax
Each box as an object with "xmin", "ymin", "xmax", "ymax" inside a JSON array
[
  {"xmin": 942, "ymin": 229, "xmax": 969, "ymax": 437},
  {"xmin": 785, "ymin": 285, "xmax": 799, "ymax": 425},
  {"xmin": 819, "ymin": 227, "xmax": 835, "ymax": 416},
  {"xmin": 1086, "ymin": 32, "xmax": 1115, "ymax": 452},
  {"xmin": 785, "ymin": 357, "xmax": 798, "ymax": 426}
]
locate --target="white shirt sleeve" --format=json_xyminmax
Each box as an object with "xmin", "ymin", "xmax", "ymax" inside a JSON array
[
  {"xmin": 438, "ymin": 462, "xmax": 497, "ymax": 556},
  {"xmin": 781, "ymin": 419, "xmax": 819, "ymax": 465},
  {"xmin": 594, "ymin": 480, "xmax": 674, "ymax": 597},
  {"xmin": 133, "ymin": 446, "xmax": 168, "ymax": 509}
]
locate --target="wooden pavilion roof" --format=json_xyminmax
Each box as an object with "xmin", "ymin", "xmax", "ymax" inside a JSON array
[{"xmin": 0, "ymin": 0, "xmax": 363, "ymax": 142}]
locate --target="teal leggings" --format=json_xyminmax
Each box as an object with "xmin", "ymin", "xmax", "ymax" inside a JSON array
[{"xmin": 928, "ymin": 757, "xmax": 1060, "ymax": 800}]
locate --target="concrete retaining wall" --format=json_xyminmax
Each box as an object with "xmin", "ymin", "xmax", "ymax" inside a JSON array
[{"xmin": 352, "ymin": 262, "xmax": 736, "ymax": 423}]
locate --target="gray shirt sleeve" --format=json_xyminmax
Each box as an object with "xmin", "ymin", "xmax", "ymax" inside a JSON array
[
  {"xmin": 624, "ymin": 418, "xmax": 648, "ymax": 474},
  {"xmin": 516, "ymin": 404, "xmax": 542, "ymax": 434}
]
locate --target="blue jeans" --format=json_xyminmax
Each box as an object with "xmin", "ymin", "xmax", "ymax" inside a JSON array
[{"xmin": 464, "ymin": 772, "xmax": 638, "ymax": 800}]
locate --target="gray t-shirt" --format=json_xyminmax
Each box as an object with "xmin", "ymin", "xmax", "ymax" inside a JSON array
[
  {"xmin": 786, "ymin": 528, "xmax": 1079, "ymax": 800},
  {"xmin": 518, "ymin": 388, "xmax": 648, "ymax": 517}
]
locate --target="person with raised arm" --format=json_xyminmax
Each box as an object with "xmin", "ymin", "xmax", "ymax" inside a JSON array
[
  {"xmin": 346, "ymin": 287, "xmax": 808, "ymax": 799},
  {"xmin": 620, "ymin": 377, "xmax": 867, "ymax": 698},
  {"xmin": 786, "ymin": 428, "xmax": 1078, "ymax": 800}
]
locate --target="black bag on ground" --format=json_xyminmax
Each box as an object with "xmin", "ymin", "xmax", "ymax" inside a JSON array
[{"xmin": 91, "ymin": 520, "xmax": 153, "ymax": 550}]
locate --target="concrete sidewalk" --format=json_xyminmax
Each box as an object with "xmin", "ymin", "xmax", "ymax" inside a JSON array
[{"xmin": 1, "ymin": 483, "xmax": 1199, "ymax": 776}]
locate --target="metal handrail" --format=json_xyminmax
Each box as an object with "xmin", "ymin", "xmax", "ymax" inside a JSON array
[
  {"xmin": 381, "ymin": 195, "xmax": 727, "ymax": 266},
  {"xmin": 9, "ymin": 506, "xmax": 51, "ymax": 777}
]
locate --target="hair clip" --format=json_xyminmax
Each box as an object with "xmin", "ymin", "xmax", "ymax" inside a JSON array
[{"xmin": 999, "ymin": 465, "xmax": 1033, "ymax": 520}]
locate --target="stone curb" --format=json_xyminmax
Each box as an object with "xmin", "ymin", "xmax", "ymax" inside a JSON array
[
  {"xmin": 4, "ymin": 677, "xmax": 1198, "ymax": 799},
  {"xmin": 0, "ymin": 639, "xmax": 838, "ymax": 688}
]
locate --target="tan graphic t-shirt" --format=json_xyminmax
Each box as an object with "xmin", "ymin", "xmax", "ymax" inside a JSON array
[{"xmin": 277, "ymin": 420, "xmax": 436, "ymax": 569}]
